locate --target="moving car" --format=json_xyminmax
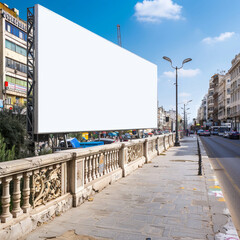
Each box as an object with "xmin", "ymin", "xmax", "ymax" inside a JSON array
[
  {"xmin": 228, "ymin": 131, "xmax": 240, "ymax": 139},
  {"xmin": 203, "ymin": 130, "xmax": 210, "ymax": 136},
  {"xmin": 197, "ymin": 129, "xmax": 204, "ymax": 136},
  {"xmin": 223, "ymin": 131, "xmax": 230, "ymax": 138}
]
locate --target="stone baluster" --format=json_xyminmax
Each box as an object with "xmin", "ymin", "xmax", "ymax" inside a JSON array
[
  {"xmin": 22, "ymin": 172, "xmax": 32, "ymax": 213},
  {"xmin": 114, "ymin": 150, "xmax": 118, "ymax": 169},
  {"xmin": 106, "ymin": 151, "xmax": 109, "ymax": 173},
  {"xmin": 1, "ymin": 176, "xmax": 13, "ymax": 223},
  {"xmin": 92, "ymin": 155, "xmax": 96, "ymax": 180},
  {"xmin": 85, "ymin": 157, "xmax": 89, "ymax": 184},
  {"xmin": 111, "ymin": 150, "xmax": 114, "ymax": 169},
  {"xmin": 88, "ymin": 156, "xmax": 93, "ymax": 182},
  {"xmin": 116, "ymin": 150, "xmax": 119, "ymax": 169},
  {"xmin": 96, "ymin": 154, "xmax": 100, "ymax": 178},
  {"xmin": 103, "ymin": 153, "xmax": 107, "ymax": 175},
  {"xmin": 12, "ymin": 174, "xmax": 23, "ymax": 218},
  {"xmin": 109, "ymin": 151, "xmax": 112, "ymax": 172},
  {"xmin": 112, "ymin": 150, "xmax": 115, "ymax": 170}
]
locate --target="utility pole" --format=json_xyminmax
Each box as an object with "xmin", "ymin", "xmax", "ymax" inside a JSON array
[{"xmin": 117, "ymin": 24, "xmax": 122, "ymax": 47}]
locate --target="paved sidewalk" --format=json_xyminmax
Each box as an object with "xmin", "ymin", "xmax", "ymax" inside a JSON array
[{"xmin": 24, "ymin": 136, "xmax": 239, "ymax": 240}]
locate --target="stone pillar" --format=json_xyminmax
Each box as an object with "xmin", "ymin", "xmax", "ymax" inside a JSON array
[
  {"xmin": 144, "ymin": 139, "xmax": 150, "ymax": 163},
  {"xmin": 119, "ymin": 143, "xmax": 128, "ymax": 177},
  {"xmin": 157, "ymin": 137, "xmax": 161, "ymax": 155},
  {"xmin": 1, "ymin": 176, "xmax": 13, "ymax": 223}
]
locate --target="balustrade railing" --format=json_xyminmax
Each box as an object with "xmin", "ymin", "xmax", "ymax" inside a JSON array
[{"xmin": 0, "ymin": 133, "xmax": 178, "ymax": 234}]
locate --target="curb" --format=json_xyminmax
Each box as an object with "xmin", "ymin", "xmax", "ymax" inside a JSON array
[{"xmin": 199, "ymin": 137, "xmax": 239, "ymax": 240}]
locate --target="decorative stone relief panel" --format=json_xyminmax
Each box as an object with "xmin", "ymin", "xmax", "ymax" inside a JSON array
[
  {"xmin": 128, "ymin": 144, "xmax": 143, "ymax": 163},
  {"xmin": 31, "ymin": 165, "xmax": 61, "ymax": 208}
]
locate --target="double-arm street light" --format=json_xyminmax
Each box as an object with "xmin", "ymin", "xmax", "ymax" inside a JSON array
[
  {"xmin": 181, "ymin": 100, "xmax": 192, "ymax": 134},
  {"xmin": 163, "ymin": 56, "xmax": 192, "ymax": 146}
]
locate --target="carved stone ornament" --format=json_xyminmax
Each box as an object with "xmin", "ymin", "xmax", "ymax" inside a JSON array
[
  {"xmin": 31, "ymin": 165, "xmax": 61, "ymax": 208},
  {"xmin": 128, "ymin": 144, "xmax": 143, "ymax": 163}
]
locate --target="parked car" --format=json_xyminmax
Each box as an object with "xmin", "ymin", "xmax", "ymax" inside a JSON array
[
  {"xmin": 223, "ymin": 131, "xmax": 230, "ymax": 138},
  {"xmin": 228, "ymin": 131, "xmax": 240, "ymax": 139},
  {"xmin": 197, "ymin": 129, "xmax": 204, "ymax": 136},
  {"xmin": 203, "ymin": 130, "xmax": 211, "ymax": 136}
]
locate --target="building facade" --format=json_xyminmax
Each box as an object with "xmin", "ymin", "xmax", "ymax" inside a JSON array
[
  {"xmin": 157, "ymin": 106, "xmax": 166, "ymax": 130},
  {"xmin": 229, "ymin": 54, "xmax": 240, "ymax": 131},
  {"xmin": 0, "ymin": 3, "xmax": 27, "ymax": 109}
]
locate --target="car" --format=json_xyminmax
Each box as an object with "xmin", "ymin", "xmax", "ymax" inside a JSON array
[
  {"xmin": 197, "ymin": 129, "xmax": 204, "ymax": 136},
  {"xmin": 212, "ymin": 130, "xmax": 219, "ymax": 135},
  {"xmin": 223, "ymin": 131, "xmax": 230, "ymax": 138},
  {"xmin": 203, "ymin": 130, "xmax": 211, "ymax": 136},
  {"xmin": 228, "ymin": 131, "xmax": 240, "ymax": 139},
  {"xmin": 190, "ymin": 130, "xmax": 194, "ymax": 134}
]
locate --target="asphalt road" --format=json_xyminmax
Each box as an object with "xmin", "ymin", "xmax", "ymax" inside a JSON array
[{"xmin": 200, "ymin": 135, "xmax": 240, "ymax": 235}]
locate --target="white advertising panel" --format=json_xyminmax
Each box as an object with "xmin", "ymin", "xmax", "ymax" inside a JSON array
[{"xmin": 35, "ymin": 4, "xmax": 157, "ymax": 134}]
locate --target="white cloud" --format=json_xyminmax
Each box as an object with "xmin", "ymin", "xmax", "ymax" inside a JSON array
[
  {"xmin": 179, "ymin": 92, "xmax": 191, "ymax": 97},
  {"xmin": 134, "ymin": 0, "xmax": 182, "ymax": 23},
  {"xmin": 163, "ymin": 68, "xmax": 201, "ymax": 78},
  {"xmin": 202, "ymin": 32, "xmax": 235, "ymax": 44}
]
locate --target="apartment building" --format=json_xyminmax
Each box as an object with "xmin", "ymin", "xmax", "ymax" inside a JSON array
[
  {"xmin": 157, "ymin": 106, "xmax": 166, "ymax": 130},
  {"xmin": 0, "ymin": 3, "xmax": 27, "ymax": 109},
  {"xmin": 229, "ymin": 54, "xmax": 240, "ymax": 131},
  {"xmin": 207, "ymin": 78, "xmax": 214, "ymax": 125},
  {"xmin": 197, "ymin": 94, "xmax": 208, "ymax": 126},
  {"xmin": 217, "ymin": 73, "xmax": 231, "ymax": 124}
]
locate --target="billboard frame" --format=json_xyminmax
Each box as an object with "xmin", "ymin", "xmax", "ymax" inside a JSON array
[{"xmin": 27, "ymin": 6, "xmax": 35, "ymax": 141}]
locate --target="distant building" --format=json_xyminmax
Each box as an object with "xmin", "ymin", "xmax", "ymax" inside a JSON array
[
  {"xmin": 218, "ymin": 73, "xmax": 231, "ymax": 124},
  {"xmin": 0, "ymin": 3, "xmax": 27, "ymax": 109},
  {"xmin": 157, "ymin": 106, "xmax": 166, "ymax": 130}
]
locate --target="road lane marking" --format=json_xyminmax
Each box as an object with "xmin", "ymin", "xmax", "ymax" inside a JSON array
[
  {"xmin": 201, "ymin": 138, "xmax": 240, "ymax": 195},
  {"xmin": 215, "ymin": 157, "xmax": 240, "ymax": 195}
]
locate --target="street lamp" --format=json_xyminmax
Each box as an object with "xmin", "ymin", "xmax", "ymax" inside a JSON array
[
  {"xmin": 182, "ymin": 100, "xmax": 192, "ymax": 134},
  {"xmin": 162, "ymin": 57, "xmax": 192, "ymax": 146}
]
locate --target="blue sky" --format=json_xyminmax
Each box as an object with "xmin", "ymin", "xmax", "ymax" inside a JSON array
[{"xmin": 8, "ymin": 0, "xmax": 240, "ymax": 122}]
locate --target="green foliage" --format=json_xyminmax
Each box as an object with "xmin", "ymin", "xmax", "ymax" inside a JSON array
[
  {"xmin": 68, "ymin": 132, "xmax": 85, "ymax": 142},
  {"xmin": 0, "ymin": 133, "xmax": 15, "ymax": 162},
  {"xmin": 0, "ymin": 109, "xmax": 33, "ymax": 159}
]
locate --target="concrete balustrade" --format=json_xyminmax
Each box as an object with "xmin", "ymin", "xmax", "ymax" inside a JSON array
[{"xmin": 0, "ymin": 133, "xmax": 182, "ymax": 239}]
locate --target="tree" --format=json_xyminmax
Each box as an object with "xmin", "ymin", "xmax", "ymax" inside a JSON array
[
  {"xmin": 0, "ymin": 110, "xmax": 33, "ymax": 159},
  {"xmin": 0, "ymin": 133, "xmax": 15, "ymax": 162}
]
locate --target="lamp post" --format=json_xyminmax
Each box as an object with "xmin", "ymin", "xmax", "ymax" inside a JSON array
[
  {"xmin": 163, "ymin": 57, "xmax": 192, "ymax": 146},
  {"xmin": 181, "ymin": 100, "xmax": 192, "ymax": 135}
]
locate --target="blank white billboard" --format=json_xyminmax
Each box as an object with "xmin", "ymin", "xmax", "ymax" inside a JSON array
[{"xmin": 35, "ymin": 4, "xmax": 157, "ymax": 134}]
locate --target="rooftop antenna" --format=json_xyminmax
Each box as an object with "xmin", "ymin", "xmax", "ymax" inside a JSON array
[{"xmin": 117, "ymin": 24, "xmax": 122, "ymax": 47}]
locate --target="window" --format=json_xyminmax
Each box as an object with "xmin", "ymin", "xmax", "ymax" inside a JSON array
[
  {"xmin": 227, "ymin": 88, "xmax": 230, "ymax": 94},
  {"xmin": 5, "ymin": 57, "xmax": 27, "ymax": 73},
  {"xmin": 19, "ymin": 31, "xmax": 23, "ymax": 39},
  {"xmin": 5, "ymin": 40, "xmax": 26, "ymax": 56},
  {"xmin": 5, "ymin": 22, "xmax": 27, "ymax": 41},
  {"xmin": 6, "ymin": 75, "xmax": 27, "ymax": 89}
]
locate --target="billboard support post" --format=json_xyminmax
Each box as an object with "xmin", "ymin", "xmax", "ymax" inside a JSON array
[{"xmin": 27, "ymin": 7, "xmax": 35, "ymax": 142}]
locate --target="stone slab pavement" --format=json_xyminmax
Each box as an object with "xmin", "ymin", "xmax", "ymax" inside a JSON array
[{"xmin": 24, "ymin": 136, "xmax": 240, "ymax": 240}]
